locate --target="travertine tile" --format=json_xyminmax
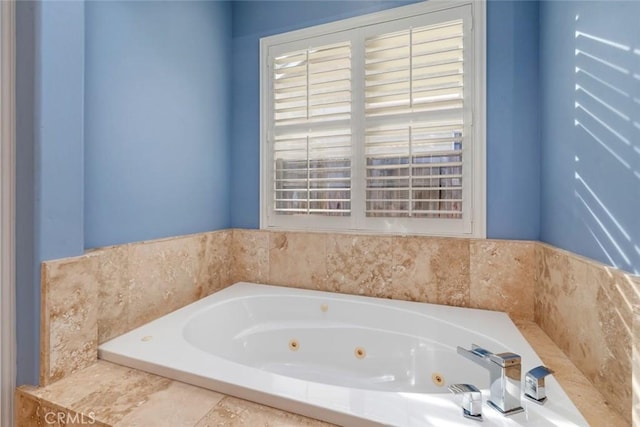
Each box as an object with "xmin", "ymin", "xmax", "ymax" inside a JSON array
[
  {"xmin": 15, "ymin": 388, "xmax": 41, "ymax": 427},
  {"xmin": 30, "ymin": 362, "xmax": 133, "ymax": 408},
  {"xmin": 128, "ymin": 235, "xmax": 210, "ymax": 330},
  {"xmin": 390, "ymin": 236, "xmax": 438, "ymax": 303},
  {"xmin": 325, "ymin": 234, "xmax": 392, "ymax": 297},
  {"xmin": 32, "ymin": 363, "xmax": 157, "ymax": 424},
  {"xmin": 589, "ymin": 264, "xmax": 637, "ymax": 421},
  {"xmin": 269, "ymin": 232, "xmax": 327, "ymax": 290},
  {"xmin": 633, "ymin": 296, "xmax": 640, "ymax": 426},
  {"xmin": 67, "ymin": 366, "xmax": 172, "ymax": 425},
  {"xmin": 25, "ymin": 361, "xmax": 218, "ymax": 426},
  {"xmin": 514, "ymin": 320, "xmax": 627, "ymax": 426},
  {"xmin": 115, "ymin": 381, "xmax": 224, "ymax": 426},
  {"xmin": 536, "ymin": 247, "xmax": 595, "ymax": 368},
  {"xmin": 535, "ymin": 245, "xmax": 588, "ymax": 348},
  {"xmin": 40, "ymin": 254, "xmax": 100, "ymax": 386},
  {"xmin": 534, "ymin": 242, "xmax": 544, "ymax": 285},
  {"xmin": 231, "ymin": 229, "xmax": 269, "ymax": 284},
  {"xmin": 38, "ymin": 404, "xmax": 107, "ymax": 427},
  {"xmin": 202, "ymin": 230, "xmax": 233, "ymax": 294},
  {"xmin": 96, "ymin": 245, "xmax": 130, "ymax": 344},
  {"xmin": 391, "ymin": 236, "xmax": 470, "ymax": 306},
  {"xmin": 97, "ymin": 231, "xmax": 232, "ymax": 342},
  {"xmin": 195, "ymin": 396, "xmax": 335, "ymax": 427},
  {"xmin": 469, "ymin": 240, "xmax": 535, "ymax": 319},
  {"xmin": 535, "ymin": 244, "xmax": 637, "ymax": 424},
  {"xmin": 15, "ymin": 387, "xmax": 110, "ymax": 427}
]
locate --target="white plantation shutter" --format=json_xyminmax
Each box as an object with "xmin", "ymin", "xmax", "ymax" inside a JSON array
[
  {"xmin": 364, "ymin": 19, "xmax": 467, "ymax": 220},
  {"xmin": 262, "ymin": 2, "xmax": 483, "ymax": 236},
  {"xmin": 365, "ymin": 121, "xmax": 463, "ymax": 218},
  {"xmin": 274, "ymin": 42, "xmax": 352, "ymax": 125},
  {"xmin": 364, "ymin": 21, "xmax": 464, "ymax": 116},
  {"xmin": 272, "ymin": 41, "xmax": 352, "ymax": 217}
]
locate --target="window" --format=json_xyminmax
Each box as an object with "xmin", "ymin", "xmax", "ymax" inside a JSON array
[{"xmin": 261, "ymin": 1, "xmax": 485, "ymax": 237}]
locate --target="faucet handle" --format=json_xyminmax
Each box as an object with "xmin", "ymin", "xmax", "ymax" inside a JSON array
[
  {"xmin": 489, "ymin": 352, "xmax": 521, "ymax": 367},
  {"xmin": 524, "ymin": 365, "xmax": 554, "ymax": 404},
  {"xmin": 448, "ymin": 383, "xmax": 483, "ymax": 421}
]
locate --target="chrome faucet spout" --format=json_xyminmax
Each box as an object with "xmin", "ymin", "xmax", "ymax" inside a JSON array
[
  {"xmin": 456, "ymin": 345, "xmax": 493, "ymax": 367},
  {"xmin": 456, "ymin": 344, "xmax": 524, "ymax": 416}
]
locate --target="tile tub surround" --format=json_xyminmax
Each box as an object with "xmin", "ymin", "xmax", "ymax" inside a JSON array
[
  {"xmin": 16, "ymin": 361, "xmax": 333, "ymax": 427},
  {"xmin": 536, "ymin": 243, "xmax": 640, "ymax": 424},
  {"xmin": 39, "ymin": 230, "xmax": 233, "ymax": 386},
  {"xmin": 634, "ymin": 305, "xmax": 640, "ymax": 426},
  {"xmin": 232, "ymin": 230, "xmax": 537, "ymax": 315},
  {"xmin": 17, "ymin": 322, "xmax": 626, "ymax": 427},
  {"xmin": 36, "ymin": 228, "xmax": 639, "ymax": 422}
]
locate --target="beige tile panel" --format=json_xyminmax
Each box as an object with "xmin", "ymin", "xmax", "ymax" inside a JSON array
[
  {"xmin": 231, "ymin": 229, "xmax": 269, "ymax": 284},
  {"xmin": 204, "ymin": 230, "xmax": 234, "ymax": 293},
  {"xmin": 40, "ymin": 253, "xmax": 100, "ymax": 386},
  {"xmin": 633, "ymin": 294, "xmax": 640, "ymax": 426},
  {"xmin": 195, "ymin": 396, "xmax": 335, "ymax": 427},
  {"xmin": 469, "ymin": 240, "xmax": 535, "ymax": 320},
  {"xmin": 127, "ymin": 234, "xmax": 210, "ymax": 330},
  {"xmin": 42, "ymin": 231, "xmax": 233, "ymax": 387},
  {"xmin": 19, "ymin": 361, "xmax": 332, "ymax": 427},
  {"xmin": 96, "ymin": 244, "xmax": 130, "ymax": 344},
  {"xmin": 15, "ymin": 387, "xmax": 111, "ymax": 427},
  {"xmin": 536, "ymin": 244, "xmax": 639, "ymax": 424},
  {"xmin": 114, "ymin": 381, "xmax": 224, "ymax": 427},
  {"xmin": 325, "ymin": 234, "xmax": 393, "ymax": 297},
  {"xmin": 391, "ymin": 236, "xmax": 470, "ymax": 306},
  {"xmin": 514, "ymin": 320, "xmax": 627, "ymax": 426},
  {"xmin": 590, "ymin": 264, "xmax": 637, "ymax": 418},
  {"xmin": 25, "ymin": 361, "xmax": 217, "ymax": 426},
  {"xmin": 53, "ymin": 366, "xmax": 172, "ymax": 425},
  {"xmin": 390, "ymin": 236, "xmax": 439, "ymax": 303},
  {"xmin": 232, "ymin": 230, "xmax": 543, "ymax": 313},
  {"xmin": 15, "ymin": 388, "xmax": 44, "ymax": 427},
  {"xmin": 268, "ymin": 231, "xmax": 327, "ymax": 290},
  {"xmin": 118, "ymin": 230, "xmax": 232, "ymax": 335},
  {"xmin": 535, "ymin": 245, "xmax": 588, "ymax": 352}
]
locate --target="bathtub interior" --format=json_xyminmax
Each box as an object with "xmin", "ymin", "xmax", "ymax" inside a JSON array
[
  {"xmin": 99, "ymin": 283, "xmax": 589, "ymax": 427},
  {"xmin": 182, "ymin": 294, "xmax": 498, "ymax": 393}
]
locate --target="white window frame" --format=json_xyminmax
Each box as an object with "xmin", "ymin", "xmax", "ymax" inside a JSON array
[
  {"xmin": 260, "ymin": 0, "xmax": 486, "ymax": 237},
  {"xmin": 0, "ymin": 0, "xmax": 16, "ymax": 425}
]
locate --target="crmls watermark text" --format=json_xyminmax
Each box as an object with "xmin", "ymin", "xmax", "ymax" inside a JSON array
[{"xmin": 43, "ymin": 411, "xmax": 96, "ymax": 425}]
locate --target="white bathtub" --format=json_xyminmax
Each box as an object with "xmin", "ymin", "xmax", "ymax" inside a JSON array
[{"xmin": 98, "ymin": 282, "xmax": 587, "ymax": 426}]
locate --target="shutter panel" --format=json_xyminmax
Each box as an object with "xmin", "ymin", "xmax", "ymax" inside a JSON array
[
  {"xmin": 364, "ymin": 19, "xmax": 465, "ymax": 219},
  {"xmin": 272, "ymin": 42, "xmax": 352, "ymax": 216}
]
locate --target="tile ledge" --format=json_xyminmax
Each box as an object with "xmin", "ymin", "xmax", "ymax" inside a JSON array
[{"xmin": 513, "ymin": 320, "xmax": 628, "ymax": 426}]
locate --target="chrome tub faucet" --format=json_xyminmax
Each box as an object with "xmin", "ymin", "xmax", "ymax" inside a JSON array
[
  {"xmin": 524, "ymin": 365, "xmax": 554, "ymax": 403},
  {"xmin": 456, "ymin": 344, "xmax": 524, "ymax": 415}
]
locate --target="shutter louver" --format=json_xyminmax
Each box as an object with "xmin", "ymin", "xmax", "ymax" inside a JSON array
[
  {"xmin": 365, "ymin": 20, "xmax": 465, "ymax": 218},
  {"xmin": 273, "ymin": 42, "xmax": 352, "ymax": 216}
]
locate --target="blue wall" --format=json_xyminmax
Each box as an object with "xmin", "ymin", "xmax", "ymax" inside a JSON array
[
  {"xmin": 230, "ymin": 0, "xmax": 542, "ymax": 241},
  {"xmin": 487, "ymin": 0, "xmax": 540, "ymax": 239},
  {"xmin": 540, "ymin": 1, "xmax": 640, "ymax": 274},
  {"xmin": 85, "ymin": 1, "xmax": 232, "ymax": 248},
  {"xmin": 16, "ymin": 0, "xmax": 38, "ymax": 388},
  {"xmin": 15, "ymin": 0, "xmax": 232, "ymax": 385},
  {"xmin": 37, "ymin": 1, "xmax": 85, "ymax": 262},
  {"xmin": 15, "ymin": 0, "xmax": 86, "ymax": 387}
]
